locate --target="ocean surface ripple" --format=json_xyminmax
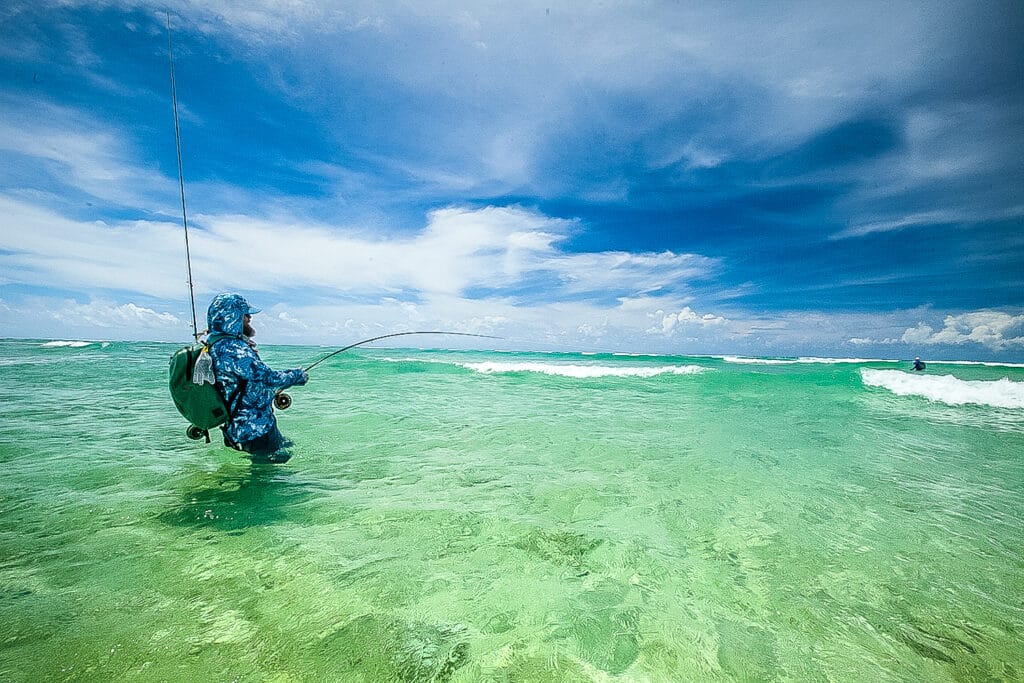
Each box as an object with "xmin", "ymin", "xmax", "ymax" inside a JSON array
[{"xmin": 1, "ymin": 341, "xmax": 1021, "ymax": 681}]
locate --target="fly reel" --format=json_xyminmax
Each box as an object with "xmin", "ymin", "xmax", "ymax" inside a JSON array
[{"xmin": 186, "ymin": 425, "xmax": 208, "ymax": 440}]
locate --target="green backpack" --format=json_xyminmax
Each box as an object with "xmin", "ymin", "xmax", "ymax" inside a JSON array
[{"xmin": 169, "ymin": 344, "xmax": 230, "ymax": 439}]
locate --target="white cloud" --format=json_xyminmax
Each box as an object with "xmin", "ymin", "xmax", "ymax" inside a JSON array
[
  {"xmin": 0, "ymin": 297, "xmax": 183, "ymax": 339},
  {"xmin": 0, "ymin": 197, "xmax": 716, "ymax": 306},
  {"xmin": 901, "ymin": 323, "xmax": 934, "ymax": 345},
  {"xmin": 902, "ymin": 311, "xmax": 1024, "ymax": 351},
  {"xmin": 0, "ymin": 197, "xmax": 191, "ymax": 297},
  {"xmin": 848, "ymin": 336, "xmax": 898, "ymax": 346},
  {"xmin": 172, "ymin": 204, "xmax": 577, "ymax": 298},
  {"xmin": 654, "ymin": 306, "xmax": 728, "ymax": 334},
  {"xmin": 49, "ymin": 300, "xmax": 181, "ymax": 329}
]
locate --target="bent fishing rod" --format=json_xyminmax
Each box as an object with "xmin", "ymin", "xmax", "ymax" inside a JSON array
[
  {"xmin": 303, "ymin": 331, "xmax": 501, "ymax": 372},
  {"xmin": 268, "ymin": 331, "xmax": 500, "ymax": 410}
]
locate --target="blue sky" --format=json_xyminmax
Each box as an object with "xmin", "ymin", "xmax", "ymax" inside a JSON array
[{"xmin": 0, "ymin": 1, "xmax": 1022, "ymax": 359}]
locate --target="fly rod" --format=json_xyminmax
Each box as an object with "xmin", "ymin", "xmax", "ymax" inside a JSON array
[
  {"xmin": 303, "ymin": 331, "xmax": 501, "ymax": 372},
  {"xmin": 167, "ymin": 12, "xmax": 199, "ymax": 342},
  {"xmin": 268, "ymin": 331, "xmax": 499, "ymax": 411}
]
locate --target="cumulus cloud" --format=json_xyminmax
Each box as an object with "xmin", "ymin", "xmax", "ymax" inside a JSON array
[
  {"xmin": 32, "ymin": 298, "xmax": 180, "ymax": 333},
  {"xmin": 51, "ymin": 300, "xmax": 180, "ymax": 329},
  {"xmin": 902, "ymin": 311, "xmax": 1024, "ymax": 350},
  {"xmin": 848, "ymin": 336, "xmax": 898, "ymax": 345},
  {"xmin": 652, "ymin": 306, "xmax": 728, "ymax": 335}
]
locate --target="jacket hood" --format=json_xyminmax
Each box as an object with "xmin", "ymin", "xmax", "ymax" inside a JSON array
[{"xmin": 206, "ymin": 293, "xmax": 259, "ymax": 346}]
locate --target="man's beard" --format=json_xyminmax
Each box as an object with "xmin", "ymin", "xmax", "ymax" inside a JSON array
[{"xmin": 243, "ymin": 322, "xmax": 256, "ymax": 337}]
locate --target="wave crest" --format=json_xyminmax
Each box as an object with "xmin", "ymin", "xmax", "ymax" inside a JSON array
[
  {"xmin": 720, "ymin": 355, "xmax": 896, "ymax": 365},
  {"xmin": 861, "ymin": 369, "xmax": 1024, "ymax": 409},
  {"xmin": 459, "ymin": 361, "xmax": 706, "ymax": 378},
  {"xmin": 40, "ymin": 341, "xmax": 93, "ymax": 348}
]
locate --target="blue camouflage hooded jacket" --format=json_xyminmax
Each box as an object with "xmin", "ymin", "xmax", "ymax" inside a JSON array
[{"xmin": 206, "ymin": 293, "xmax": 306, "ymax": 444}]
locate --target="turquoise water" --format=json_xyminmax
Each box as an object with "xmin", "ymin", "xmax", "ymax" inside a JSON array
[{"xmin": 1, "ymin": 339, "xmax": 1022, "ymax": 681}]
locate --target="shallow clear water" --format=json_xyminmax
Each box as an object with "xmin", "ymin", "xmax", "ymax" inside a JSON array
[{"xmin": 1, "ymin": 340, "xmax": 1022, "ymax": 681}]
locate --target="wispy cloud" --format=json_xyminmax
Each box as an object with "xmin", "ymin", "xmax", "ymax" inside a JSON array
[
  {"xmin": 0, "ymin": 98, "xmax": 170, "ymax": 209},
  {"xmin": 833, "ymin": 206, "xmax": 1024, "ymax": 240}
]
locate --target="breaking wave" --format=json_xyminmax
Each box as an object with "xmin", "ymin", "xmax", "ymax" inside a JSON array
[
  {"xmin": 40, "ymin": 340, "xmax": 93, "ymax": 348},
  {"xmin": 719, "ymin": 356, "xmax": 798, "ymax": 365},
  {"xmin": 861, "ymin": 369, "xmax": 1024, "ymax": 409},
  {"xmin": 457, "ymin": 361, "xmax": 706, "ymax": 378},
  {"xmin": 938, "ymin": 360, "xmax": 1024, "ymax": 369},
  {"xmin": 720, "ymin": 355, "xmax": 897, "ymax": 365}
]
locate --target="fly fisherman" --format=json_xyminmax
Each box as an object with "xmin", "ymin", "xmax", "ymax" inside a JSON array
[{"xmin": 205, "ymin": 293, "xmax": 308, "ymax": 463}]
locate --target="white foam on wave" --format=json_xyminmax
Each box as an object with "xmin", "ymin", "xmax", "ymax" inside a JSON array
[
  {"xmin": 40, "ymin": 340, "xmax": 92, "ymax": 348},
  {"xmin": 861, "ymin": 369, "xmax": 1024, "ymax": 409},
  {"xmin": 458, "ymin": 361, "xmax": 706, "ymax": 378},
  {"xmin": 797, "ymin": 356, "xmax": 899, "ymax": 364},
  {"xmin": 720, "ymin": 355, "xmax": 896, "ymax": 365},
  {"xmin": 937, "ymin": 360, "xmax": 1024, "ymax": 369},
  {"xmin": 719, "ymin": 356, "xmax": 798, "ymax": 365}
]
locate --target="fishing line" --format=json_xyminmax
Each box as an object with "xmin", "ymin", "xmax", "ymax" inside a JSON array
[
  {"xmin": 167, "ymin": 12, "xmax": 199, "ymax": 342},
  {"xmin": 303, "ymin": 331, "xmax": 501, "ymax": 372},
  {"xmin": 272, "ymin": 331, "xmax": 498, "ymax": 410}
]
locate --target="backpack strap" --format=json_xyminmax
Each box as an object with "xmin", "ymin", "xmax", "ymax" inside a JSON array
[
  {"xmin": 214, "ymin": 378, "xmax": 248, "ymax": 447},
  {"xmin": 224, "ymin": 378, "xmax": 248, "ymax": 420}
]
